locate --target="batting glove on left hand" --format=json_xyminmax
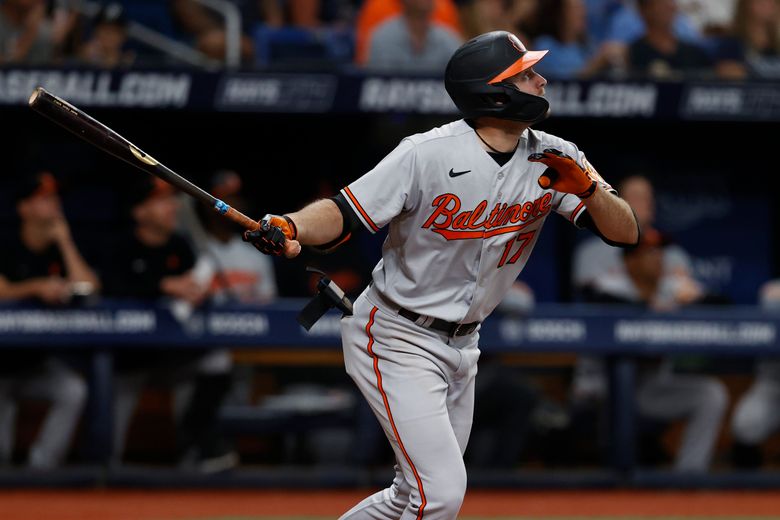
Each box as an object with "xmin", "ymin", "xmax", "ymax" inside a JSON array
[
  {"xmin": 243, "ymin": 214, "xmax": 301, "ymax": 257},
  {"xmin": 528, "ymin": 148, "xmax": 597, "ymax": 199}
]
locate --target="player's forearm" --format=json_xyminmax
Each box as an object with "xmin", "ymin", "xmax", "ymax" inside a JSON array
[
  {"xmin": 0, "ymin": 278, "xmax": 42, "ymax": 300},
  {"xmin": 286, "ymin": 198, "xmax": 344, "ymax": 246},
  {"xmin": 583, "ymin": 186, "xmax": 639, "ymax": 244},
  {"xmin": 58, "ymin": 239, "xmax": 101, "ymax": 289}
]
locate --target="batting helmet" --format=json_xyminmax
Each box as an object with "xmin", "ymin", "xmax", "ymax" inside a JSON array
[{"xmin": 445, "ymin": 31, "xmax": 550, "ymax": 123}]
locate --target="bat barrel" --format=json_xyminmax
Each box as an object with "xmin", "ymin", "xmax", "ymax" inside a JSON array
[{"xmin": 29, "ymin": 87, "xmax": 260, "ymax": 231}]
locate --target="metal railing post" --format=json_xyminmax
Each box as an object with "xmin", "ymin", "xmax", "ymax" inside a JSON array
[{"xmin": 191, "ymin": 0, "xmax": 243, "ymax": 69}]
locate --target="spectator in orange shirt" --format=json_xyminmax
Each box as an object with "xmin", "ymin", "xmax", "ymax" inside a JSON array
[
  {"xmin": 355, "ymin": 0, "xmax": 461, "ymax": 65},
  {"xmin": 365, "ymin": 0, "xmax": 462, "ymax": 72}
]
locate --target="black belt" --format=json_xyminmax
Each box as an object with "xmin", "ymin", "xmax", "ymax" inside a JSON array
[
  {"xmin": 369, "ymin": 285, "xmax": 479, "ymax": 337},
  {"xmin": 398, "ymin": 308, "xmax": 480, "ymax": 337}
]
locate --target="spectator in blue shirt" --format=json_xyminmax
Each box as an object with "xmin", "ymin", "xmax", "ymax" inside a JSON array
[
  {"xmin": 604, "ymin": 0, "xmax": 702, "ymax": 44},
  {"xmin": 584, "ymin": 0, "xmax": 624, "ymax": 43},
  {"xmin": 534, "ymin": 0, "xmax": 628, "ymax": 79},
  {"xmin": 713, "ymin": 0, "xmax": 780, "ymax": 79},
  {"xmin": 628, "ymin": 0, "xmax": 713, "ymax": 79}
]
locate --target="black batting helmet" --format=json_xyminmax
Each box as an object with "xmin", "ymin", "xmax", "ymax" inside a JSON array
[{"xmin": 445, "ymin": 31, "xmax": 550, "ymax": 123}]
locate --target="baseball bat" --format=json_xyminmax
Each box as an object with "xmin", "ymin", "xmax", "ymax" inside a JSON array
[{"xmin": 28, "ymin": 86, "xmax": 259, "ymax": 231}]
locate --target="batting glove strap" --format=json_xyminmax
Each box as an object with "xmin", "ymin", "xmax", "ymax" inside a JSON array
[
  {"xmin": 282, "ymin": 215, "xmax": 298, "ymax": 240},
  {"xmin": 262, "ymin": 214, "xmax": 297, "ymax": 240},
  {"xmin": 576, "ymin": 180, "xmax": 598, "ymax": 199}
]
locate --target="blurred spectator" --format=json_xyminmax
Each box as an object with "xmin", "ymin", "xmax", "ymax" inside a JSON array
[
  {"xmin": 571, "ymin": 174, "xmax": 697, "ymax": 411},
  {"xmin": 713, "ymin": 0, "xmax": 780, "ymax": 80},
  {"xmin": 533, "ymin": 0, "xmax": 628, "ymax": 79},
  {"xmin": 572, "ymin": 176, "xmax": 727, "ymax": 472},
  {"xmin": 588, "ymin": 229, "xmax": 710, "ymax": 309},
  {"xmin": 458, "ymin": 0, "xmax": 539, "ymax": 42},
  {"xmin": 585, "ymin": 230, "xmax": 729, "ymax": 472},
  {"xmin": 0, "ymin": 171, "xmax": 91, "ymax": 469},
  {"xmin": 103, "ymin": 177, "xmax": 238, "ymax": 470},
  {"xmin": 730, "ymin": 280, "xmax": 780, "ymax": 468},
  {"xmin": 0, "ymin": 0, "xmax": 77, "ymax": 64},
  {"xmin": 628, "ymin": 0, "xmax": 713, "ymax": 79},
  {"xmin": 676, "ymin": 0, "xmax": 736, "ymax": 36},
  {"xmin": 77, "ymin": 3, "xmax": 135, "ymax": 68},
  {"xmin": 185, "ymin": 170, "xmax": 277, "ymax": 304},
  {"xmin": 572, "ymin": 175, "xmax": 701, "ymax": 345},
  {"xmin": 255, "ymin": 0, "xmax": 347, "ymax": 28},
  {"xmin": 355, "ymin": 0, "xmax": 461, "ymax": 65},
  {"xmin": 170, "ymin": 0, "xmax": 255, "ymax": 65},
  {"xmin": 583, "ymin": 0, "xmax": 624, "ymax": 43},
  {"xmin": 176, "ymin": 170, "xmax": 278, "ymax": 469},
  {"xmin": 364, "ymin": 0, "xmax": 462, "ymax": 72},
  {"xmin": 603, "ymin": 0, "xmax": 702, "ymax": 45},
  {"xmin": 573, "ymin": 175, "xmax": 694, "ymax": 296},
  {"xmin": 104, "ymin": 177, "xmax": 205, "ymax": 304}
]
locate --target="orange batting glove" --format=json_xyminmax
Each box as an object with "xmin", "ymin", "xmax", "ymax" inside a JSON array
[{"xmin": 528, "ymin": 148, "xmax": 597, "ymax": 199}]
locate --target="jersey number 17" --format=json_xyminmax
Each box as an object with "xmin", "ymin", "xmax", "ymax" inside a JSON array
[{"xmin": 497, "ymin": 230, "xmax": 536, "ymax": 269}]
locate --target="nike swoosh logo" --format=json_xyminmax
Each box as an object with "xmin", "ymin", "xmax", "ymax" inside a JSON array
[{"xmin": 448, "ymin": 168, "xmax": 471, "ymax": 178}]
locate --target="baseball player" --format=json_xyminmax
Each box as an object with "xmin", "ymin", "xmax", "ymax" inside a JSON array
[
  {"xmin": 730, "ymin": 281, "xmax": 780, "ymax": 466},
  {"xmin": 245, "ymin": 31, "xmax": 639, "ymax": 520}
]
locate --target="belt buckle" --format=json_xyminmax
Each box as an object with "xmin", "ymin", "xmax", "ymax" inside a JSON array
[{"xmin": 451, "ymin": 323, "xmax": 465, "ymax": 337}]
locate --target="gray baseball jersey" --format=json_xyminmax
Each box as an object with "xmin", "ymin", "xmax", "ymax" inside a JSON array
[
  {"xmin": 337, "ymin": 119, "xmax": 614, "ymax": 520},
  {"xmin": 341, "ymin": 119, "xmax": 612, "ymax": 323}
]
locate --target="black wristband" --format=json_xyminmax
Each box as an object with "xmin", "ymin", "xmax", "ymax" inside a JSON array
[
  {"xmin": 577, "ymin": 181, "xmax": 597, "ymax": 200},
  {"xmin": 282, "ymin": 215, "xmax": 298, "ymax": 240}
]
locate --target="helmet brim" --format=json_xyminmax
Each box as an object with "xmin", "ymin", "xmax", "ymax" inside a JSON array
[{"xmin": 488, "ymin": 49, "xmax": 548, "ymax": 84}]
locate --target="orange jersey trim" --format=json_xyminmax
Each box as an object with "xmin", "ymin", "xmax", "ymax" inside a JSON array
[
  {"xmin": 344, "ymin": 187, "xmax": 380, "ymax": 232},
  {"xmin": 365, "ymin": 307, "xmax": 427, "ymax": 519},
  {"xmin": 570, "ymin": 200, "xmax": 586, "ymax": 224}
]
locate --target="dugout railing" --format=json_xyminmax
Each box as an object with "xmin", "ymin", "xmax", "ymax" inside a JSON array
[{"xmin": 0, "ymin": 300, "xmax": 779, "ymax": 488}]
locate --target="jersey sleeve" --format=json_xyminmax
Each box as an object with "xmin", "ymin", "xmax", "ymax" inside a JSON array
[
  {"xmin": 340, "ymin": 138, "xmax": 418, "ymax": 233},
  {"xmin": 552, "ymin": 150, "xmax": 615, "ymax": 228}
]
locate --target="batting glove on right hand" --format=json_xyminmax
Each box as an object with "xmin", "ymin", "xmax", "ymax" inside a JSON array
[
  {"xmin": 243, "ymin": 214, "xmax": 300, "ymax": 257},
  {"xmin": 528, "ymin": 148, "xmax": 597, "ymax": 199}
]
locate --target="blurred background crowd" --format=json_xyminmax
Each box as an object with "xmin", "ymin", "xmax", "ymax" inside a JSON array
[
  {"xmin": 0, "ymin": 0, "xmax": 779, "ymax": 486},
  {"xmin": 0, "ymin": 0, "xmax": 777, "ymax": 79}
]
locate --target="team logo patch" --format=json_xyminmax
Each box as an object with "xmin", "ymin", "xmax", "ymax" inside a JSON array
[
  {"xmin": 508, "ymin": 34, "xmax": 526, "ymax": 53},
  {"xmin": 582, "ymin": 157, "xmax": 608, "ymax": 185}
]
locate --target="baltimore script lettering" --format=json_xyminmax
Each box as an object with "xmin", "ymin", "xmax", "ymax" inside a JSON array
[{"xmin": 422, "ymin": 193, "xmax": 553, "ymax": 240}]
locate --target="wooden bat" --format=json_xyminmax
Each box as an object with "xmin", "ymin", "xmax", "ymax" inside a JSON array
[{"xmin": 28, "ymin": 86, "xmax": 259, "ymax": 231}]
